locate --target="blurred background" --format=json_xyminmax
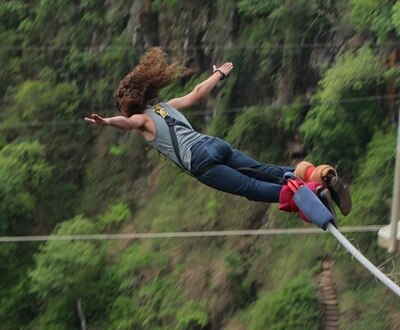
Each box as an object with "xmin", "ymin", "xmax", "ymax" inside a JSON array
[{"xmin": 1, "ymin": 0, "xmax": 400, "ymax": 329}]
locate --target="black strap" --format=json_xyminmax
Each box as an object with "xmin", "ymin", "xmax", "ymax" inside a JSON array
[
  {"xmin": 237, "ymin": 167, "xmax": 286, "ymax": 184},
  {"xmin": 165, "ymin": 116, "xmax": 187, "ymax": 169},
  {"xmin": 153, "ymin": 104, "xmax": 191, "ymax": 173}
]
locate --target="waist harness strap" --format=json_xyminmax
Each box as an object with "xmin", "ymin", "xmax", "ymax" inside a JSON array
[
  {"xmin": 153, "ymin": 104, "xmax": 191, "ymax": 172},
  {"xmin": 236, "ymin": 167, "xmax": 287, "ymax": 184}
]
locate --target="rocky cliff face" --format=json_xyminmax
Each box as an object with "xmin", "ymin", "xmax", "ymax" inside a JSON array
[
  {"xmin": 124, "ymin": 1, "xmax": 241, "ymax": 82},
  {"xmin": 122, "ymin": 0, "xmax": 361, "ymax": 109}
]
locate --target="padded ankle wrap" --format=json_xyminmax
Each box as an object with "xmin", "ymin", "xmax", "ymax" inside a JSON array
[
  {"xmin": 309, "ymin": 165, "xmax": 337, "ymax": 187},
  {"xmin": 294, "ymin": 161, "xmax": 315, "ymax": 181}
]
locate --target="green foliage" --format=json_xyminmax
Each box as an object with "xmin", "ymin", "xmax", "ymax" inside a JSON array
[
  {"xmin": 225, "ymin": 106, "xmax": 288, "ymax": 163},
  {"xmin": 60, "ymin": 48, "xmax": 96, "ymax": 82},
  {"xmin": 80, "ymin": 0, "xmax": 106, "ymax": 29},
  {"xmin": 206, "ymin": 71, "xmax": 238, "ymax": 138},
  {"xmin": 24, "ymin": 0, "xmax": 106, "ymax": 46},
  {"xmin": 350, "ymin": 0, "xmax": 399, "ymax": 40},
  {"xmin": 0, "ymin": 1, "xmax": 27, "ymax": 31},
  {"xmin": 0, "ymin": 2, "xmax": 29, "ymax": 95},
  {"xmin": 224, "ymin": 251, "xmax": 256, "ymax": 308},
  {"xmin": 79, "ymin": 134, "xmax": 149, "ymax": 215},
  {"xmin": 3, "ymin": 72, "xmax": 90, "ymax": 220},
  {"xmin": 176, "ymin": 301, "xmax": 209, "ymax": 329},
  {"xmin": 242, "ymin": 270, "xmax": 321, "ymax": 330},
  {"xmin": 29, "ymin": 216, "xmax": 103, "ymax": 298},
  {"xmin": 0, "ymin": 246, "xmax": 39, "ymax": 328},
  {"xmin": 0, "ymin": 140, "xmax": 53, "ymax": 234},
  {"xmin": 393, "ymin": 2, "xmax": 400, "ymax": 35},
  {"xmin": 97, "ymin": 202, "xmax": 132, "ymax": 230},
  {"xmin": 108, "ymin": 244, "xmax": 209, "ymax": 329},
  {"xmin": 28, "ymin": 215, "xmax": 106, "ymax": 328},
  {"xmin": 109, "ymin": 144, "xmax": 127, "ymax": 156},
  {"xmin": 150, "ymin": 0, "xmax": 182, "ymax": 10},
  {"xmin": 282, "ymin": 100, "xmax": 307, "ymax": 130},
  {"xmin": 237, "ymin": 0, "xmax": 332, "ymax": 102},
  {"xmin": 116, "ymin": 244, "xmax": 169, "ymax": 285},
  {"xmin": 109, "ymin": 280, "xmax": 208, "ymax": 330},
  {"xmin": 2, "ymin": 0, "xmax": 400, "ymax": 328},
  {"xmin": 237, "ymin": 0, "xmax": 280, "ymax": 17},
  {"xmin": 317, "ymin": 47, "xmax": 383, "ymax": 102},
  {"xmin": 9, "ymin": 70, "xmax": 78, "ymax": 122},
  {"xmin": 61, "ymin": 35, "xmax": 136, "ymax": 114},
  {"xmin": 341, "ymin": 127, "xmax": 396, "ymax": 227},
  {"xmin": 335, "ymin": 263, "xmax": 395, "ymax": 330},
  {"xmin": 300, "ymin": 47, "xmax": 385, "ymax": 170}
]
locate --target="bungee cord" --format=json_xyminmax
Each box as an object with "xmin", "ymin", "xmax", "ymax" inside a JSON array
[{"xmin": 327, "ymin": 223, "xmax": 400, "ymax": 298}]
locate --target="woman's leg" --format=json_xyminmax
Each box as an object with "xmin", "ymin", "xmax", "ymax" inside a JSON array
[
  {"xmin": 196, "ymin": 163, "xmax": 283, "ymax": 203},
  {"xmin": 191, "ymin": 137, "xmax": 293, "ymax": 181},
  {"xmin": 226, "ymin": 148, "xmax": 294, "ymax": 182},
  {"xmin": 190, "ymin": 137, "xmax": 287, "ymax": 202}
]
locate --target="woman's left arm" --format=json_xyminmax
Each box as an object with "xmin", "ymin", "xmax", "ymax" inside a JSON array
[
  {"xmin": 84, "ymin": 113, "xmax": 146, "ymax": 131},
  {"xmin": 167, "ymin": 62, "xmax": 234, "ymax": 110}
]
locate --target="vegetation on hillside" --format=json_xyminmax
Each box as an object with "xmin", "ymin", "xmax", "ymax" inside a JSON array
[{"xmin": 1, "ymin": 0, "xmax": 400, "ymax": 328}]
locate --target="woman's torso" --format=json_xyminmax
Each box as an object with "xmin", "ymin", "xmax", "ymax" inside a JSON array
[{"xmin": 143, "ymin": 103, "xmax": 207, "ymax": 170}]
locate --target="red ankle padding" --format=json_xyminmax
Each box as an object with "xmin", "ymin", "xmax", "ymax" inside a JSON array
[
  {"xmin": 279, "ymin": 183, "xmax": 299, "ymax": 213},
  {"xmin": 305, "ymin": 166, "xmax": 315, "ymax": 182},
  {"xmin": 279, "ymin": 179, "xmax": 322, "ymax": 224}
]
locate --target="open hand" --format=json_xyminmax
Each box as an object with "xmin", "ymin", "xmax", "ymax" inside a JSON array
[
  {"xmin": 84, "ymin": 114, "xmax": 109, "ymax": 126},
  {"xmin": 213, "ymin": 62, "xmax": 234, "ymax": 78}
]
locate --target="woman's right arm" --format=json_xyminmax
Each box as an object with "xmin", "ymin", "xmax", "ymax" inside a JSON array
[
  {"xmin": 84, "ymin": 114, "xmax": 145, "ymax": 131},
  {"xmin": 167, "ymin": 62, "xmax": 234, "ymax": 110}
]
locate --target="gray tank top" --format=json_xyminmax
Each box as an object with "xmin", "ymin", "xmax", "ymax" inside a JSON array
[{"xmin": 144, "ymin": 103, "xmax": 207, "ymax": 171}]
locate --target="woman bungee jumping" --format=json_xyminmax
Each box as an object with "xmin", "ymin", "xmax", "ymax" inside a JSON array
[{"xmin": 84, "ymin": 47, "xmax": 351, "ymax": 221}]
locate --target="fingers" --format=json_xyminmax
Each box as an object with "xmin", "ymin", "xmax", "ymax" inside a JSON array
[
  {"xmin": 84, "ymin": 114, "xmax": 102, "ymax": 125},
  {"xmin": 221, "ymin": 62, "xmax": 234, "ymax": 69},
  {"xmin": 214, "ymin": 62, "xmax": 234, "ymax": 77}
]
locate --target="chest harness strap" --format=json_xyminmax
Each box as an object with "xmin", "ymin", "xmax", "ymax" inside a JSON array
[{"xmin": 153, "ymin": 104, "xmax": 192, "ymax": 173}]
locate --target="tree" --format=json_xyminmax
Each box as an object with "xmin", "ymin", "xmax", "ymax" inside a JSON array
[
  {"xmin": 107, "ymin": 244, "xmax": 209, "ymax": 329},
  {"xmin": 350, "ymin": 0, "xmax": 399, "ymax": 41},
  {"xmin": 29, "ymin": 215, "xmax": 105, "ymax": 328},
  {"xmin": 3, "ymin": 70, "xmax": 90, "ymax": 220},
  {"xmin": 300, "ymin": 47, "xmax": 385, "ymax": 171},
  {"xmin": 0, "ymin": 140, "xmax": 52, "ymax": 235},
  {"xmin": 0, "ymin": 140, "xmax": 53, "ymax": 327}
]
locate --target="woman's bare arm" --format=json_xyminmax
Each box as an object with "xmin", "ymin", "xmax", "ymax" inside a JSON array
[
  {"xmin": 84, "ymin": 114, "xmax": 146, "ymax": 131},
  {"xmin": 167, "ymin": 62, "xmax": 234, "ymax": 110}
]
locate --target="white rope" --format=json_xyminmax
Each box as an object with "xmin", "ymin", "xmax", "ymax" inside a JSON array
[
  {"xmin": 0, "ymin": 225, "xmax": 382, "ymax": 243},
  {"xmin": 327, "ymin": 223, "xmax": 400, "ymax": 298}
]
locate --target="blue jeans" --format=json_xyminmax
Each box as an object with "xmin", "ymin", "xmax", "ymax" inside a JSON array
[{"xmin": 190, "ymin": 137, "xmax": 294, "ymax": 203}]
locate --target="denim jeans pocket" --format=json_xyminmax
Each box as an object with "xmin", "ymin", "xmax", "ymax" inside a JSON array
[{"xmin": 191, "ymin": 137, "xmax": 232, "ymax": 174}]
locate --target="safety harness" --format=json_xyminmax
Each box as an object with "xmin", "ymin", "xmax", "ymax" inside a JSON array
[{"xmin": 153, "ymin": 104, "xmax": 191, "ymax": 171}]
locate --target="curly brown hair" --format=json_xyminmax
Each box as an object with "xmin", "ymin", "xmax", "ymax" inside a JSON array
[{"xmin": 114, "ymin": 47, "xmax": 180, "ymax": 116}]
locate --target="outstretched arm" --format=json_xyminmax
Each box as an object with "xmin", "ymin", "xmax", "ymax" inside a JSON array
[
  {"xmin": 84, "ymin": 114, "xmax": 146, "ymax": 131},
  {"xmin": 167, "ymin": 62, "xmax": 234, "ymax": 110}
]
